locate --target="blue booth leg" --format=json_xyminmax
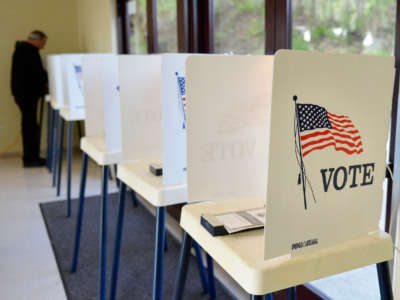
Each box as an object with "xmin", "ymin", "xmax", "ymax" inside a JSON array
[
  {"xmin": 109, "ymin": 182, "xmax": 127, "ymax": 300},
  {"xmin": 266, "ymin": 293, "xmax": 274, "ymax": 300},
  {"xmin": 250, "ymin": 296, "xmax": 264, "ymax": 300},
  {"xmin": 66, "ymin": 121, "xmax": 73, "ymax": 217},
  {"xmin": 56, "ymin": 119, "xmax": 65, "ymax": 196},
  {"xmin": 173, "ymin": 232, "xmax": 193, "ymax": 300},
  {"xmin": 206, "ymin": 254, "xmax": 216, "ymax": 299},
  {"xmin": 287, "ymin": 287, "xmax": 296, "ymax": 300},
  {"xmin": 99, "ymin": 165, "xmax": 110, "ymax": 300},
  {"xmin": 377, "ymin": 261, "xmax": 394, "ymax": 300},
  {"xmin": 51, "ymin": 110, "xmax": 59, "ymax": 187},
  {"xmin": 193, "ymin": 242, "xmax": 209, "ymax": 294},
  {"xmin": 70, "ymin": 153, "xmax": 88, "ymax": 273},
  {"xmin": 46, "ymin": 102, "xmax": 52, "ymax": 172},
  {"xmin": 114, "ymin": 164, "xmax": 120, "ymax": 188},
  {"xmin": 129, "ymin": 188, "xmax": 139, "ymax": 207},
  {"xmin": 153, "ymin": 207, "xmax": 166, "ymax": 300}
]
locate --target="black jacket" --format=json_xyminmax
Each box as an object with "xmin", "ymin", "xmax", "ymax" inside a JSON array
[{"xmin": 11, "ymin": 41, "xmax": 48, "ymax": 98}]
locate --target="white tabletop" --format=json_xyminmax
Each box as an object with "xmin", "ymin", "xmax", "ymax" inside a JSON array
[
  {"xmin": 117, "ymin": 161, "xmax": 187, "ymax": 207},
  {"xmin": 60, "ymin": 107, "xmax": 85, "ymax": 121},
  {"xmin": 180, "ymin": 198, "xmax": 393, "ymax": 295},
  {"xmin": 80, "ymin": 135, "xmax": 122, "ymax": 166},
  {"xmin": 50, "ymin": 101, "xmax": 63, "ymax": 110}
]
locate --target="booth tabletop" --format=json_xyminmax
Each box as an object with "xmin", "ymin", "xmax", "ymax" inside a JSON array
[
  {"xmin": 50, "ymin": 100, "xmax": 63, "ymax": 110},
  {"xmin": 180, "ymin": 198, "xmax": 393, "ymax": 295},
  {"xmin": 80, "ymin": 135, "xmax": 122, "ymax": 166},
  {"xmin": 60, "ymin": 107, "xmax": 85, "ymax": 121},
  {"xmin": 117, "ymin": 161, "xmax": 187, "ymax": 207}
]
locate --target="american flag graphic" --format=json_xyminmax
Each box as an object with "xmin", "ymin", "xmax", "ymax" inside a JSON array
[
  {"xmin": 176, "ymin": 72, "xmax": 187, "ymax": 129},
  {"xmin": 296, "ymin": 104, "xmax": 363, "ymax": 158},
  {"xmin": 74, "ymin": 65, "xmax": 83, "ymax": 92}
]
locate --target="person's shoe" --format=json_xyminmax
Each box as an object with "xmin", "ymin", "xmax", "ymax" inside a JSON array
[{"xmin": 23, "ymin": 158, "xmax": 46, "ymax": 168}]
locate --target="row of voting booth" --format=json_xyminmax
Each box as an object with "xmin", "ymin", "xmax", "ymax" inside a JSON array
[{"xmin": 44, "ymin": 50, "xmax": 396, "ymax": 300}]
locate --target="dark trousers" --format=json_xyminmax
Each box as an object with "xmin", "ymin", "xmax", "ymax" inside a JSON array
[{"xmin": 15, "ymin": 96, "xmax": 40, "ymax": 162}]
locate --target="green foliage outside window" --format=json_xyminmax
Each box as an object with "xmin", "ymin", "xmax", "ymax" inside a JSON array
[
  {"xmin": 214, "ymin": 0, "xmax": 265, "ymax": 54},
  {"xmin": 292, "ymin": 0, "xmax": 396, "ymax": 55}
]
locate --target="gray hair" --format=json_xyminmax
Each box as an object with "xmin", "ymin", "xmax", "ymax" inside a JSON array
[{"xmin": 28, "ymin": 30, "xmax": 47, "ymax": 41}]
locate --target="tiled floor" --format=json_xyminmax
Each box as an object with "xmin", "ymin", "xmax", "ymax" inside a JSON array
[
  {"xmin": 0, "ymin": 154, "xmax": 389, "ymax": 300},
  {"xmin": 0, "ymin": 154, "xmax": 117, "ymax": 300}
]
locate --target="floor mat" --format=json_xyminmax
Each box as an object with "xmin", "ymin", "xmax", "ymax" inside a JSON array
[{"xmin": 40, "ymin": 193, "xmax": 235, "ymax": 299}]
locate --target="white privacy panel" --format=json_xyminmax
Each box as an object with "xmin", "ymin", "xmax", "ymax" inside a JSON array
[
  {"xmin": 82, "ymin": 55, "xmax": 106, "ymax": 137},
  {"xmin": 186, "ymin": 55, "xmax": 274, "ymax": 203},
  {"xmin": 119, "ymin": 55, "xmax": 162, "ymax": 162},
  {"xmin": 61, "ymin": 54, "xmax": 85, "ymax": 111},
  {"xmin": 162, "ymin": 54, "xmax": 192, "ymax": 185},
  {"xmin": 47, "ymin": 55, "xmax": 64, "ymax": 109},
  {"xmin": 102, "ymin": 55, "xmax": 122, "ymax": 153},
  {"xmin": 265, "ymin": 50, "xmax": 394, "ymax": 259}
]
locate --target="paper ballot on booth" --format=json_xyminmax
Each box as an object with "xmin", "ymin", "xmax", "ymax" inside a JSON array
[
  {"xmin": 162, "ymin": 54, "xmax": 192, "ymax": 185},
  {"xmin": 264, "ymin": 50, "xmax": 394, "ymax": 259},
  {"xmin": 47, "ymin": 55, "xmax": 64, "ymax": 109},
  {"xmin": 186, "ymin": 55, "xmax": 273, "ymax": 203},
  {"xmin": 61, "ymin": 54, "xmax": 85, "ymax": 111},
  {"xmin": 119, "ymin": 55, "xmax": 162, "ymax": 162}
]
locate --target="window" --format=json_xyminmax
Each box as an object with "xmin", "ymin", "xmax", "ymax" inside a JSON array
[
  {"xmin": 214, "ymin": 0, "xmax": 264, "ymax": 54},
  {"xmin": 129, "ymin": 0, "xmax": 147, "ymax": 54},
  {"xmin": 157, "ymin": 0, "xmax": 178, "ymax": 52},
  {"xmin": 292, "ymin": 0, "xmax": 396, "ymax": 55}
]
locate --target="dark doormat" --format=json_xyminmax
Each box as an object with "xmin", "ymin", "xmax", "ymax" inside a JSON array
[{"xmin": 40, "ymin": 193, "xmax": 235, "ymax": 300}]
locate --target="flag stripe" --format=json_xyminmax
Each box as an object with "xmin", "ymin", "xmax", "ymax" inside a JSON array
[
  {"xmin": 327, "ymin": 117, "xmax": 352, "ymax": 124},
  {"xmin": 303, "ymin": 142, "xmax": 364, "ymax": 157},
  {"xmin": 328, "ymin": 119, "xmax": 356, "ymax": 129},
  {"xmin": 327, "ymin": 112, "xmax": 349, "ymax": 119},
  {"xmin": 300, "ymin": 129, "xmax": 361, "ymax": 142},
  {"xmin": 331, "ymin": 126, "xmax": 359, "ymax": 135},
  {"xmin": 301, "ymin": 135, "xmax": 363, "ymax": 150}
]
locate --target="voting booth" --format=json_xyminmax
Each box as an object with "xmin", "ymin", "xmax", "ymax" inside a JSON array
[
  {"xmin": 113, "ymin": 53, "xmax": 209, "ymax": 300},
  {"xmin": 47, "ymin": 55, "xmax": 64, "ymax": 109},
  {"xmin": 118, "ymin": 53, "xmax": 191, "ymax": 186},
  {"xmin": 47, "ymin": 54, "xmax": 85, "ymax": 113},
  {"xmin": 81, "ymin": 54, "xmax": 122, "ymax": 164},
  {"xmin": 174, "ymin": 51, "xmax": 395, "ymax": 299},
  {"xmin": 60, "ymin": 54, "xmax": 85, "ymax": 117},
  {"xmin": 70, "ymin": 54, "xmax": 125, "ymax": 300}
]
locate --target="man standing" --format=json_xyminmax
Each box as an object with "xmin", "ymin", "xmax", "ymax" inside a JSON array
[{"xmin": 11, "ymin": 30, "xmax": 48, "ymax": 167}]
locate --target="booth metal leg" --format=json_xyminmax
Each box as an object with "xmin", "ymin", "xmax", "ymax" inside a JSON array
[
  {"xmin": 287, "ymin": 287, "xmax": 296, "ymax": 300},
  {"xmin": 38, "ymin": 97, "xmax": 44, "ymax": 152},
  {"xmin": 66, "ymin": 121, "xmax": 73, "ymax": 217},
  {"xmin": 153, "ymin": 207, "xmax": 166, "ymax": 300},
  {"xmin": 130, "ymin": 188, "xmax": 138, "ymax": 207},
  {"xmin": 377, "ymin": 261, "xmax": 394, "ymax": 300},
  {"xmin": 114, "ymin": 164, "xmax": 120, "ymax": 188},
  {"xmin": 109, "ymin": 182, "xmax": 127, "ymax": 300},
  {"xmin": 51, "ymin": 110, "xmax": 59, "ymax": 187},
  {"xmin": 173, "ymin": 232, "xmax": 193, "ymax": 300},
  {"xmin": 99, "ymin": 165, "xmax": 109, "ymax": 300},
  {"xmin": 70, "ymin": 153, "xmax": 88, "ymax": 273},
  {"xmin": 46, "ymin": 102, "xmax": 52, "ymax": 172},
  {"xmin": 56, "ymin": 119, "xmax": 65, "ymax": 196},
  {"xmin": 193, "ymin": 242, "xmax": 209, "ymax": 294},
  {"xmin": 206, "ymin": 254, "xmax": 216, "ymax": 299}
]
